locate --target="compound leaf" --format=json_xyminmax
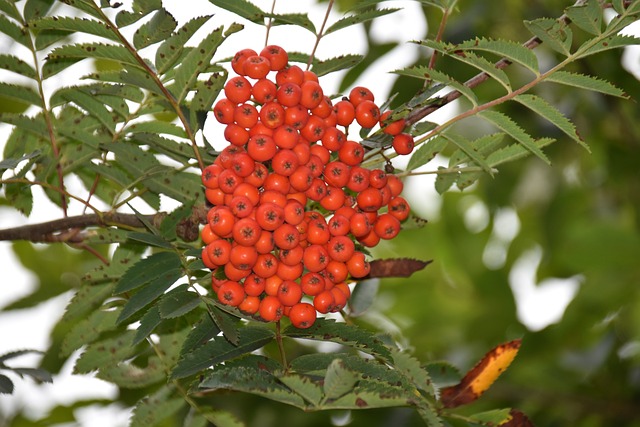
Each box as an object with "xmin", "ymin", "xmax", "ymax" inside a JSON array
[
  {"xmin": 514, "ymin": 93, "xmax": 587, "ymax": 150},
  {"xmin": 283, "ymin": 318, "xmax": 392, "ymax": 361}
]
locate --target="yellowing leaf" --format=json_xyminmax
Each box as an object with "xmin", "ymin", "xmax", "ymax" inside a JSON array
[{"xmin": 440, "ymin": 339, "xmax": 522, "ymax": 408}]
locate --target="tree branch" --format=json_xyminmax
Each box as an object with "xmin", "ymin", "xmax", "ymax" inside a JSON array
[
  {"xmin": 405, "ymin": 0, "xmax": 595, "ymax": 126},
  {"xmin": 0, "ymin": 205, "xmax": 208, "ymax": 244}
]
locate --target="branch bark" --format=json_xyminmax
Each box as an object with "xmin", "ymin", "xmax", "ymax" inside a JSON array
[{"xmin": 0, "ymin": 205, "xmax": 208, "ymax": 243}]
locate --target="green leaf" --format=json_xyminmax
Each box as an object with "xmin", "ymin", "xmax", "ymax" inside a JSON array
[
  {"xmin": 106, "ymin": 141, "xmax": 202, "ymax": 204},
  {"xmin": 130, "ymin": 133, "xmax": 197, "ymax": 164},
  {"xmin": 0, "ymin": 374, "xmax": 14, "ymax": 394},
  {"xmin": 43, "ymin": 43, "xmax": 142, "ymax": 78},
  {"xmin": 74, "ymin": 330, "xmax": 137, "ymax": 374},
  {"xmin": 96, "ymin": 358, "xmax": 166, "ymax": 389},
  {"xmin": 417, "ymin": 403, "xmax": 444, "ymax": 427},
  {"xmin": 267, "ymin": 12, "xmax": 316, "ymax": 33},
  {"xmin": 283, "ymin": 318, "xmax": 392, "ymax": 361},
  {"xmin": 324, "ymin": 380, "xmax": 411, "ymax": 409},
  {"xmin": 207, "ymin": 0, "xmax": 265, "ymax": 23},
  {"xmin": 0, "ymin": 0, "xmax": 21, "ymax": 21},
  {"xmin": 3, "ymin": 181, "xmax": 32, "ymax": 216},
  {"xmin": 312, "ymin": 54, "xmax": 364, "ymax": 77},
  {"xmin": 523, "ymin": 18, "xmax": 572, "ymax": 56},
  {"xmin": 133, "ymin": 8, "xmax": 177, "ymax": 49},
  {"xmin": 24, "ymin": 0, "xmax": 54, "ymax": 22},
  {"xmin": 544, "ymin": 70, "xmax": 627, "ymax": 98},
  {"xmin": 50, "ymin": 86, "xmax": 117, "ymax": 131},
  {"xmin": 58, "ymin": 0, "xmax": 104, "ymax": 20},
  {"xmin": 126, "ymin": 231, "xmax": 174, "ymax": 249},
  {"xmin": 29, "ymin": 16, "xmax": 120, "ymax": 41},
  {"xmin": 348, "ymin": 278, "xmax": 379, "ymax": 317},
  {"xmin": 323, "ymin": 359, "xmax": 359, "ymax": 400},
  {"xmin": 133, "ymin": 306, "xmax": 162, "ymax": 345},
  {"xmin": 0, "ymin": 150, "xmax": 41, "ymax": 171},
  {"xmin": 61, "ymin": 283, "xmax": 115, "ymax": 323},
  {"xmin": 100, "ymin": 327, "xmax": 190, "ymax": 388},
  {"xmin": 390, "ymin": 347, "xmax": 435, "ymax": 395},
  {"xmin": 115, "ymin": 0, "xmax": 162, "ymax": 27},
  {"xmin": 199, "ymin": 365, "xmax": 306, "ymax": 409},
  {"xmin": 116, "ymin": 267, "xmax": 184, "ymax": 324},
  {"xmin": 406, "ymin": 135, "xmax": 447, "ymax": 171},
  {"xmin": 87, "ymin": 68, "xmax": 165, "ymax": 96},
  {"xmin": 197, "ymin": 410, "xmax": 245, "ymax": 427},
  {"xmin": 469, "ymin": 408, "xmax": 513, "ymax": 425},
  {"xmin": 180, "ymin": 312, "xmax": 221, "ymax": 354},
  {"xmin": 205, "ymin": 302, "xmax": 241, "ymax": 344},
  {"xmin": 394, "ymin": 66, "xmax": 478, "ymax": 105},
  {"xmin": 424, "ymin": 361, "xmax": 462, "ymax": 388},
  {"xmin": 289, "ymin": 353, "xmax": 406, "ymax": 386},
  {"xmin": 612, "ymin": 0, "xmax": 627, "ymax": 14},
  {"xmin": 115, "ymin": 251, "xmax": 182, "ymax": 293},
  {"xmin": 441, "ymin": 132, "xmax": 493, "ymax": 174},
  {"xmin": 155, "ymin": 15, "xmax": 212, "ymax": 73},
  {"xmin": 325, "ymin": 7, "xmax": 400, "ymax": 35},
  {"xmin": 277, "ymin": 373, "xmax": 324, "ymax": 406},
  {"xmin": 514, "ymin": 94, "xmax": 588, "ymax": 150},
  {"xmin": 158, "ymin": 284, "xmax": 201, "ymax": 319},
  {"xmin": 0, "ymin": 83, "xmax": 41, "ymax": 107},
  {"xmin": 0, "ymin": 112, "xmax": 49, "ymax": 139},
  {"xmin": 565, "ymin": 0, "xmax": 602, "ymax": 35},
  {"xmin": 0, "ymin": 349, "xmax": 42, "ymax": 363},
  {"xmin": 171, "ymin": 326, "xmax": 275, "ymax": 379},
  {"xmin": 420, "ymin": 40, "xmax": 511, "ymax": 91},
  {"xmin": 130, "ymin": 385, "xmax": 185, "ymax": 427},
  {"xmin": 125, "ymin": 121, "xmax": 187, "ymax": 139},
  {"xmin": 435, "ymin": 166, "xmax": 458, "ymax": 194},
  {"xmin": 456, "ymin": 37, "xmax": 539, "ymax": 75},
  {"xmin": 60, "ymin": 308, "xmax": 121, "ymax": 357},
  {"xmin": 0, "ymin": 14, "xmax": 29, "ymax": 48},
  {"xmin": 483, "ymin": 137, "xmax": 555, "ymax": 167},
  {"xmin": 173, "ymin": 26, "xmax": 226, "ymax": 102},
  {"xmin": 449, "ymin": 132, "xmax": 504, "ymax": 167},
  {"xmin": 478, "ymin": 110, "xmax": 550, "ymax": 164},
  {"xmin": 10, "ymin": 367, "xmax": 53, "ymax": 383},
  {"xmin": 158, "ymin": 199, "xmax": 196, "ymax": 241},
  {"xmin": 575, "ymin": 34, "xmax": 640, "ymax": 58},
  {"xmin": 0, "ymin": 54, "xmax": 37, "ymax": 79}
]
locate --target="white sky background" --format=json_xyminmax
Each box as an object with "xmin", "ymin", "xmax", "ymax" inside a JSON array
[{"xmin": 0, "ymin": 0, "xmax": 638, "ymax": 424}]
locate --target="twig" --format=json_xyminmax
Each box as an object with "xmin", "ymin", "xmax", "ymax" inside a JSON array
[
  {"xmin": 307, "ymin": 0, "xmax": 335, "ymax": 70},
  {"xmin": 405, "ymin": 0, "xmax": 591, "ymax": 126},
  {"xmin": 0, "ymin": 205, "xmax": 208, "ymax": 243}
]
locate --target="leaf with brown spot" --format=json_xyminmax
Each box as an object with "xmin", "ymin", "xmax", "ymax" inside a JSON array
[
  {"xmin": 440, "ymin": 339, "xmax": 522, "ymax": 408},
  {"xmin": 501, "ymin": 409, "xmax": 536, "ymax": 427},
  {"xmin": 366, "ymin": 258, "xmax": 432, "ymax": 278}
]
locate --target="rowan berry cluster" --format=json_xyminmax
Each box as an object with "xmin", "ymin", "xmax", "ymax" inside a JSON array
[{"xmin": 201, "ymin": 45, "xmax": 414, "ymax": 329}]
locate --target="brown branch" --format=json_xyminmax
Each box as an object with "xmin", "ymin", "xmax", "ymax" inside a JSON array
[{"xmin": 0, "ymin": 205, "xmax": 208, "ymax": 244}]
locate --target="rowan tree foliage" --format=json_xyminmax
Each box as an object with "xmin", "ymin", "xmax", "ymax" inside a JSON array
[{"xmin": 1, "ymin": 0, "xmax": 639, "ymax": 426}]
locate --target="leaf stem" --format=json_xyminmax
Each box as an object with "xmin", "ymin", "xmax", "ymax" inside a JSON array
[
  {"xmin": 427, "ymin": 5, "xmax": 452, "ymax": 71},
  {"xmin": 307, "ymin": 0, "xmax": 335, "ymax": 70},
  {"xmin": 264, "ymin": 0, "xmax": 277, "ymax": 46},
  {"xmin": 90, "ymin": 5, "xmax": 206, "ymax": 171},
  {"xmin": 24, "ymin": 17, "xmax": 68, "ymax": 215},
  {"xmin": 275, "ymin": 320, "xmax": 288, "ymax": 369}
]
